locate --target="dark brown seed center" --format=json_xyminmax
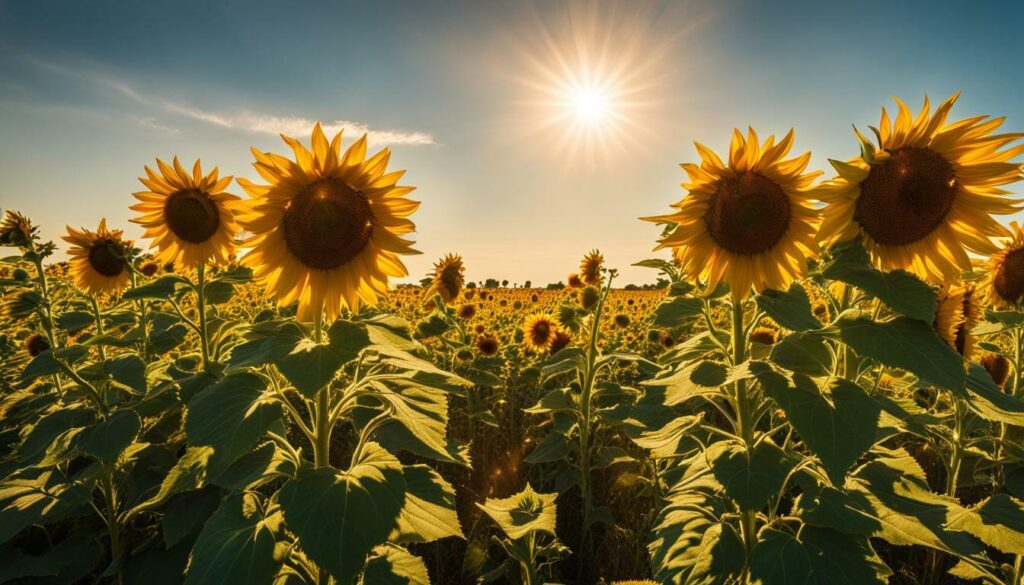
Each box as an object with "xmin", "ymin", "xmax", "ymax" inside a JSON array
[
  {"xmin": 854, "ymin": 147, "xmax": 958, "ymax": 246},
  {"xmin": 282, "ymin": 178, "xmax": 374, "ymax": 270},
  {"xmin": 165, "ymin": 189, "xmax": 221, "ymax": 244},
  {"xmin": 703, "ymin": 171, "xmax": 791, "ymax": 255},
  {"xmin": 88, "ymin": 240, "xmax": 125, "ymax": 277},
  {"xmin": 995, "ymin": 248, "xmax": 1024, "ymax": 304}
]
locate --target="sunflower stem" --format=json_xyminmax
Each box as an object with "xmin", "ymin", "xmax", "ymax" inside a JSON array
[
  {"xmin": 101, "ymin": 464, "xmax": 123, "ymax": 585},
  {"xmin": 578, "ymin": 271, "xmax": 612, "ymax": 543},
  {"xmin": 30, "ymin": 254, "xmax": 64, "ymax": 393},
  {"xmin": 731, "ymin": 298, "xmax": 758, "ymax": 570},
  {"xmin": 312, "ymin": 312, "xmax": 332, "ymax": 470},
  {"xmin": 129, "ymin": 270, "xmax": 151, "ymax": 362},
  {"xmin": 196, "ymin": 263, "xmax": 211, "ymax": 370},
  {"xmin": 90, "ymin": 295, "xmax": 107, "ymax": 362}
]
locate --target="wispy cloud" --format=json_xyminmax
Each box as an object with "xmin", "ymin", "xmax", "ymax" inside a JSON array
[{"xmin": 26, "ymin": 57, "xmax": 435, "ymax": 146}]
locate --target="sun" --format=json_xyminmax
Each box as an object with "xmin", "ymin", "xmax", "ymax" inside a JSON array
[{"xmin": 568, "ymin": 85, "xmax": 612, "ymax": 124}]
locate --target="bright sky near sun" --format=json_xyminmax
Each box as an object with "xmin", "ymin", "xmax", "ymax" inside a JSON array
[{"xmin": 1, "ymin": 0, "xmax": 1023, "ymax": 285}]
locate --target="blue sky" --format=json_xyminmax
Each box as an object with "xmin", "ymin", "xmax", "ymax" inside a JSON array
[{"xmin": 1, "ymin": 0, "xmax": 1022, "ymax": 285}]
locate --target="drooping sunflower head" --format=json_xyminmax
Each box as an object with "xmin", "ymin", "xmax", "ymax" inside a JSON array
[
  {"xmin": 23, "ymin": 332, "xmax": 49, "ymax": 357},
  {"xmin": 235, "ymin": 123, "xmax": 420, "ymax": 321},
  {"xmin": 550, "ymin": 328, "xmax": 572, "ymax": 354},
  {"xmin": 522, "ymin": 314, "xmax": 558, "ymax": 351},
  {"xmin": 981, "ymin": 352, "xmax": 1010, "ymax": 387},
  {"xmin": 131, "ymin": 157, "xmax": 239, "ymax": 268},
  {"xmin": 567, "ymin": 273, "xmax": 583, "ymax": 289},
  {"xmin": 818, "ymin": 94, "xmax": 1024, "ymax": 283},
  {"xmin": 425, "ymin": 253, "xmax": 465, "ymax": 304},
  {"xmin": 579, "ymin": 249, "xmax": 604, "ymax": 286},
  {"xmin": 982, "ymin": 221, "xmax": 1024, "ymax": 309},
  {"xmin": 644, "ymin": 128, "xmax": 822, "ymax": 300},
  {"xmin": 476, "ymin": 335, "xmax": 500, "ymax": 356},
  {"xmin": 934, "ymin": 282, "xmax": 982, "ymax": 359},
  {"xmin": 0, "ymin": 210, "xmax": 37, "ymax": 249},
  {"xmin": 62, "ymin": 219, "xmax": 132, "ymax": 296}
]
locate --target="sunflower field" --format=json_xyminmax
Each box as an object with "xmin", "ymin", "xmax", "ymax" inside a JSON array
[{"xmin": 4, "ymin": 94, "xmax": 1024, "ymax": 585}]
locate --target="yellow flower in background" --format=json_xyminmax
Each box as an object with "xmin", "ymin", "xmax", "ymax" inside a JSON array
[
  {"xmin": 62, "ymin": 218, "xmax": 132, "ymax": 295},
  {"xmin": 982, "ymin": 221, "xmax": 1024, "ymax": 309},
  {"xmin": 425, "ymin": 253, "xmax": 465, "ymax": 304},
  {"xmin": 235, "ymin": 123, "xmax": 420, "ymax": 321},
  {"xmin": 934, "ymin": 282, "xmax": 981, "ymax": 359},
  {"xmin": 644, "ymin": 128, "xmax": 821, "ymax": 300},
  {"xmin": 131, "ymin": 157, "xmax": 239, "ymax": 268},
  {"xmin": 522, "ymin": 314, "xmax": 558, "ymax": 351},
  {"xmin": 579, "ymin": 249, "xmax": 604, "ymax": 286},
  {"xmin": 818, "ymin": 93, "xmax": 1024, "ymax": 283}
]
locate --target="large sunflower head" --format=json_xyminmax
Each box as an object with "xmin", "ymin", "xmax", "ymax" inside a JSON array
[
  {"xmin": 934, "ymin": 282, "xmax": 982, "ymax": 360},
  {"xmin": 982, "ymin": 221, "xmax": 1024, "ymax": 309},
  {"xmin": 425, "ymin": 253, "xmax": 465, "ymax": 304},
  {"xmin": 579, "ymin": 249, "xmax": 604, "ymax": 286},
  {"xmin": 643, "ymin": 128, "xmax": 821, "ymax": 300},
  {"xmin": 522, "ymin": 314, "xmax": 558, "ymax": 352},
  {"xmin": 62, "ymin": 219, "xmax": 132, "ymax": 296},
  {"xmin": 131, "ymin": 157, "xmax": 239, "ymax": 268},
  {"xmin": 818, "ymin": 94, "xmax": 1024, "ymax": 283},
  {"xmin": 235, "ymin": 124, "xmax": 420, "ymax": 321}
]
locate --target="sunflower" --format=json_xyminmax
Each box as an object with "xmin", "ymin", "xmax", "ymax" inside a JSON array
[
  {"xmin": 62, "ymin": 219, "xmax": 132, "ymax": 295},
  {"xmin": 579, "ymin": 250, "xmax": 604, "ymax": 286},
  {"xmin": 522, "ymin": 314, "xmax": 558, "ymax": 351},
  {"xmin": 131, "ymin": 157, "xmax": 239, "ymax": 268},
  {"xmin": 644, "ymin": 128, "xmax": 821, "ymax": 300},
  {"xmin": 235, "ymin": 124, "xmax": 420, "ymax": 321},
  {"xmin": 0, "ymin": 210, "xmax": 36, "ymax": 249},
  {"xmin": 425, "ymin": 253, "xmax": 465, "ymax": 304},
  {"xmin": 818, "ymin": 94, "xmax": 1024, "ymax": 283},
  {"xmin": 982, "ymin": 221, "xmax": 1024, "ymax": 308},
  {"xmin": 981, "ymin": 352, "xmax": 1010, "ymax": 387},
  {"xmin": 476, "ymin": 335, "xmax": 499, "ymax": 356},
  {"xmin": 933, "ymin": 282, "xmax": 981, "ymax": 359}
]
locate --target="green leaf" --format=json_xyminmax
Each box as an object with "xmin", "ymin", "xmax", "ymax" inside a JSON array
[
  {"xmin": 352, "ymin": 378, "xmax": 469, "ymax": 466},
  {"xmin": 56, "ymin": 310, "xmax": 95, "ymax": 332},
  {"xmin": 769, "ymin": 332, "xmax": 833, "ymax": 376},
  {"xmin": 19, "ymin": 406, "xmax": 96, "ymax": 465},
  {"xmin": 524, "ymin": 431, "xmax": 571, "ymax": 464},
  {"xmin": 653, "ymin": 296, "xmax": 704, "ymax": 328},
  {"xmin": 947, "ymin": 493, "xmax": 1024, "ymax": 555},
  {"xmin": 685, "ymin": 522, "xmax": 746, "ymax": 585},
  {"xmin": 278, "ymin": 443, "xmax": 407, "ymax": 585},
  {"xmin": 820, "ymin": 241, "xmax": 936, "ymax": 322},
  {"xmin": 211, "ymin": 442, "xmax": 296, "ymax": 492},
  {"xmin": 963, "ymin": 362, "xmax": 1024, "ymax": 424},
  {"xmin": 627, "ymin": 414, "xmax": 702, "ymax": 459},
  {"xmin": 476, "ymin": 483, "xmax": 557, "ymax": 540},
  {"xmin": 185, "ymin": 373, "xmax": 282, "ymax": 476},
  {"xmin": 276, "ymin": 319, "xmax": 372, "ymax": 398},
  {"xmin": 749, "ymin": 526, "xmax": 890, "ymax": 584},
  {"xmin": 184, "ymin": 493, "xmax": 284, "ymax": 585},
  {"xmin": 78, "ymin": 410, "xmax": 141, "ymax": 463},
  {"xmin": 129, "ymin": 446, "xmax": 214, "ymax": 516},
  {"xmin": 757, "ymin": 372, "xmax": 880, "ymax": 484},
  {"xmin": 0, "ymin": 470, "xmax": 92, "ymax": 544},
  {"xmin": 390, "ymin": 464, "xmax": 463, "ymax": 544},
  {"xmin": 755, "ymin": 283, "xmax": 822, "ymax": 331},
  {"xmin": 123, "ymin": 275, "xmax": 191, "ymax": 300},
  {"xmin": 104, "ymin": 354, "xmax": 148, "ymax": 394},
  {"xmin": 0, "ymin": 534, "xmax": 101, "ymax": 582},
  {"xmin": 829, "ymin": 312, "xmax": 966, "ymax": 391},
  {"xmin": 640, "ymin": 360, "xmax": 728, "ymax": 406},
  {"xmin": 708, "ymin": 439, "xmax": 793, "ymax": 511},
  {"xmin": 21, "ymin": 346, "xmax": 88, "ymax": 382},
  {"xmin": 362, "ymin": 544, "xmax": 430, "ymax": 585},
  {"xmin": 163, "ymin": 488, "xmax": 222, "ymax": 547}
]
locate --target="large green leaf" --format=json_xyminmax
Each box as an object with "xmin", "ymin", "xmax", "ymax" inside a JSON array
[
  {"xmin": 278, "ymin": 443, "xmax": 406, "ymax": 585},
  {"xmin": 19, "ymin": 406, "xmax": 96, "ymax": 465},
  {"xmin": 708, "ymin": 439, "xmax": 793, "ymax": 511},
  {"xmin": 390, "ymin": 464, "xmax": 463, "ymax": 544},
  {"xmin": 163, "ymin": 488, "xmax": 222, "ymax": 547},
  {"xmin": 0, "ymin": 534, "xmax": 101, "ymax": 582},
  {"xmin": 78, "ymin": 410, "xmax": 141, "ymax": 463},
  {"xmin": 963, "ymin": 362, "xmax": 1024, "ymax": 425},
  {"xmin": 476, "ymin": 483, "xmax": 557, "ymax": 540},
  {"xmin": 275, "ymin": 319, "xmax": 372, "ymax": 398},
  {"xmin": 829, "ymin": 312, "xmax": 966, "ymax": 391},
  {"xmin": 755, "ymin": 283, "xmax": 822, "ymax": 331},
  {"xmin": 653, "ymin": 296, "xmax": 704, "ymax": 328},
  {"xmin": 757, "ymin": 371, "xmax": 880, "ymax": 485},
  {"xmin": 0, "ymin": 470, "xmax": 92, "ymax": 544},
  {"xmin": 820, "ymin": 241, "xmax": 936, "ymax": 322},
  {"xmin": 129, "ymin": 446, "xmax": 214, "ymax": 516},
  {"xmin": 361, "ymin": 544, "xmax": 430, "ymax": 585},
  {"xmin": 769, "ymin": 332, "xmax": 833, "ymax": 376},
  {"xmin": 185, "ymin": 373, "xmax": 281, "ymax": 476},
  {"xmin": 184, "ymin": 493, "xmax": 284, "ymax": 585},
  {"xmin": 640, "ymin": 360, "xmax": 728, "ymax": 406},
  {"xmin": 749, "ymin": 526, "xmax": 890, "ymax": 584},
  {"xmin": 684, "ymin": 522, "xmax": 745, "ymax": 585},
  {"xmin": 353, "ymin": 378, "xmax": 469, "ymax": 466},
  {"xmin": 947, "ymin": 493, "xmax": 1024, "ymax": 555}
]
